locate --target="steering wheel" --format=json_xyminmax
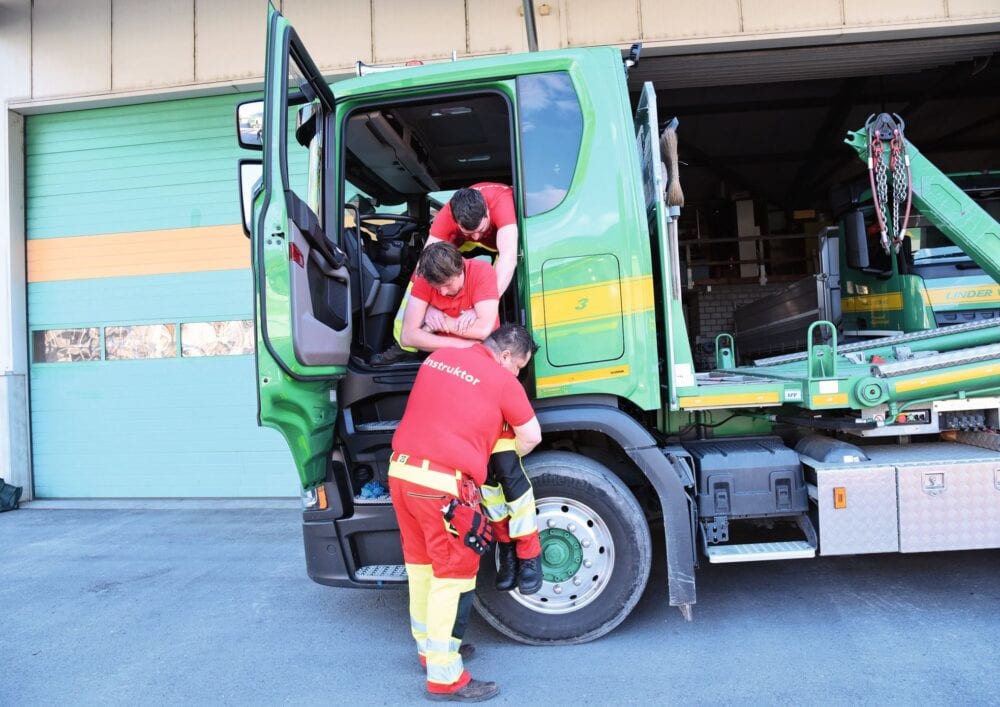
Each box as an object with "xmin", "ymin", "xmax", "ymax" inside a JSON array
[
  {"xmin": 360, "ymin": 214, "xmax": 421, "ymax": 242},
  {"xmin": 367, "ymin": 213, "xmax": 418, "ymax": 224}
]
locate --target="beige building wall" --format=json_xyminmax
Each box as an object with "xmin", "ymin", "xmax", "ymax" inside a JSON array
[{"xmin": 6, "ymin": 0, "xmax": 998, "ymax": 102}]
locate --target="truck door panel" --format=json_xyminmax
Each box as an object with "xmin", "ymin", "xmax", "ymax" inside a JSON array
[{"xmin": 259, "ymin": 12, "xmax": 351, "ymax": 376}]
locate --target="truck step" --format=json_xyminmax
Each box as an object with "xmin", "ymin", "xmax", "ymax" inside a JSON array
[
  {"xmin": 355, "ymin": 564, "xmax": 407, "ymax": 582},
  {"xmin": 355, "ymin": 420, "xmax": 400, "ymax": 432},
  {"xmin": 354, "ymin": 493, "xmax": 391, "ymax": 505},
  {"xmin": 704, "ymin": 540, "xmax": 815, "ymax": 564}
]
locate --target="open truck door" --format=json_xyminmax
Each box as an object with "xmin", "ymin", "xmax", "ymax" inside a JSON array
[
  {"xmin": 633, "ymin": 83, "xmax": 696, "ymax": 409},
  {"xmin": 241, "ymin": 5, "xmax": 350, "ymax": 491}
]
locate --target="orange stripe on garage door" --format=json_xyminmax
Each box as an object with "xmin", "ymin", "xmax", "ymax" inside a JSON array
[{"xmin": 27, "ymin": 225, "xmax": 249, "ymax": 282}]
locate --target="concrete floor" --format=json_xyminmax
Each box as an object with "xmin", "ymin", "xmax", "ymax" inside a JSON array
[{"xmin": 2, "ymin": 506, "xmax": 999, "ymax": 706}]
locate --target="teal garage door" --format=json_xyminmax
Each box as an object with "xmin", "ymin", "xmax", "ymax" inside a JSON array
[{"xmin": 26, "ymin": 94, "xmax": 298, "ymax": 497}]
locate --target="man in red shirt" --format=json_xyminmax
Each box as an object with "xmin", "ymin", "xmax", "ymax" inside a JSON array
[
  {"xmin": 395, "ymin": 242, "xmax": 543, "ymax": 597},
  {"xmin": 372, "ymin": 183, "xmax": 518, "ymax": 364},
  {"xmin": 397, "ymin": 242, "xmax": 499, "ymax": 353},
  {"xmin": 389, "ymin": 325, "xmax": 541, "ymax": 702},
  {"xmin": 425, "ymin": 183, "xmax": 518, "ymax": 295}
]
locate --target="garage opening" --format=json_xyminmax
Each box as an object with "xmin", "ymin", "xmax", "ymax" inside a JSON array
[{"xmin": 628, "ymin": 33, "xmax": 1000, "ymax": 363}]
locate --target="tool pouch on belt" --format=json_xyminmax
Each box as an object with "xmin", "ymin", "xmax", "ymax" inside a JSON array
[{"xmin": 442, "ymin": 499, "xmax": 494, "ymax": 555}]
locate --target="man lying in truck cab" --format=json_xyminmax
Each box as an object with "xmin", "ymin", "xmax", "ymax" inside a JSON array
[
  {"xmin": 397, "ymin": 242, "xmax": 500, "ymax": 352},
  {"xmin": 371, "ymin": 184, "xmax": 518, "ymax": 365}
]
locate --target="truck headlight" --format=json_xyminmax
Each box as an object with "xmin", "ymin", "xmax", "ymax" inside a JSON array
[{"xmin": 301, "ymin": 485, "xmax": 328, "ymax": 511}]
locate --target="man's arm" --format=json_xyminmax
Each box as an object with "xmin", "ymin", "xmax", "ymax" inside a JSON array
[
  {"xmin": 511, "ymin": 416, "xmax": 541, "ymax": 457},
  {"xmin": 442, "ymin": 298, "xmax": 498, "ymax": 340},
  {"xmin": 416, "ymin": 235, "xmax": 447, "ymax": 330},
  {"xmin": 399, "ymin": 295, "xmax": 475, "ymax": 352},
  {"xmin": 493, "ymin": 224, "xmax": 518, "ymax": 295}
]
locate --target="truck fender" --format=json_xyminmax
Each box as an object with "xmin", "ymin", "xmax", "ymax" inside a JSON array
[{"xmin": 533, "ymin": 399, "xmax": 697, "ymax": 616}]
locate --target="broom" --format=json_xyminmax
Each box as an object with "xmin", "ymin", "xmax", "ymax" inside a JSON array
[{"xmin": 659, "ymin": 117, "xmax": 684, "ymax": 208}]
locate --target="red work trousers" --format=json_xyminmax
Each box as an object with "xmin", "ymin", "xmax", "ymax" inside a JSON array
[{"xmin": 389, "ymin": 459, "xmax": 481, "ymax": 695}]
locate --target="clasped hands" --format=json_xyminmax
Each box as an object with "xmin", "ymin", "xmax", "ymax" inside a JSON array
[{"xmin": 422, "ymin": 306, "xmax": 478, "ymax": 337}]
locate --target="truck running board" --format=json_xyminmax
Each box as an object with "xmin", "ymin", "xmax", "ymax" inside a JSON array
[
  {"xmin": 703, "ymin": 540, "xmax": 815, "ymax": 563},
  {"xmin": 702, "ymin": 513, "xmax": 817, "ymax": 564},
  {"xmin": 355, "ymin": 564, "xmax": 407, "ymax": 582}
]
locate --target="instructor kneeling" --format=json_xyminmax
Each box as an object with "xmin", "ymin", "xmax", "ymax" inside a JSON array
[{"xmin": 389, "ymin": 325, "xmax": 541, "ymax": 702}]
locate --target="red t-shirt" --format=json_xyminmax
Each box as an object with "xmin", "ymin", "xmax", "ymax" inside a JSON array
[
  {"xmin": 392, "ymin": 344, "xmax": 535, "ymax": 484},
  {"xmin": 411, "ymin": 258, "xmax": 499, "ymax": 327},
  {"xmin": 429, "ymin": 183, "xmax": 517, "ymax": 253}
]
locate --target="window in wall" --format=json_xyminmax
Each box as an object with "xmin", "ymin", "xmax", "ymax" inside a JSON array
[
  {"xmin": 31, "ymin": 328, "xmax": 101, "ymax": 363},
  {"xmin": 517, "ymin": 72, "xmax": 583, "ymax": 217},
  {"xmin": 181, "ymin": 320, "xmax": 255, "ymax": 357},
  {"xmin": 105, "ymin": 324, "xmax": 177, "ymax": 360}
]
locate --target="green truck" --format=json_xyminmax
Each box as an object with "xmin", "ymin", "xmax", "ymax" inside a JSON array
[
  {"xmin": 237, "ymin": 6, "xmax": 1000, "ymax": 645},
  {"xmin": 734, "ymin": 174, "xmax": 1000, "ymax": 360}
]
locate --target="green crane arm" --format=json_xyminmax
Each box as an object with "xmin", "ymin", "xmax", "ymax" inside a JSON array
[{"xmin": 845, "ymin": 123, "xmax": 1000, "ymax": 285}]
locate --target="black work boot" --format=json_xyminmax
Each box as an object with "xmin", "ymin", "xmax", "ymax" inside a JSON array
[
  {"xmin": 517, "ymin": 555, "xmax": 543, "ymax": 595},
  {"xmin": 494, "ymin": 543, "xmax": 518, "ymax": 592},
  {"xmin": 426, "ymin": 678, "xmax": 500, "ymax": 702},
  {"xmin": 370, "ymin": 342, "xmax": 420, "ymax": 366}
]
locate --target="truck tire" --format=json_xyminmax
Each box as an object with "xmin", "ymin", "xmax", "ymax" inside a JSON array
[{"xmin": 474, "ymin": 451, "xmax": 652, "ymax": 645}]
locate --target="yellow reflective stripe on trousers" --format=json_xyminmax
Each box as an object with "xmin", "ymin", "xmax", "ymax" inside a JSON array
[
  {"xmin": 389, "ymin": 460, "xmax": 461, "ymax": 496},
  {"xmin": 479, "ymin": 483, "xmax": 509, "ymax": 522},
  {"xmin": 405, "ymin": 563, "xmax": 432, "ymax": 657},
  {"xmin": 426, "ymin": 575, "xmax": 476, "ymax": 687},
  {"xmin": 507, "ymin": 489, "xmax": 538, "ymax": 538}
]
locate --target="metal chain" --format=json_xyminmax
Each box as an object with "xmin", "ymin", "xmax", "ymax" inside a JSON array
[{"xmin": 872, "ymin": 136, "xmax": 890, "ymax": 253}]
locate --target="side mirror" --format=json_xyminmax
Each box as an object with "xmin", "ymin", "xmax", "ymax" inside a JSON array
[
  {"xmin": 296, "ymin": 103, "xmax": 319, "ymax": 147},
  {"xmin": 238, "ymin": 159, "xmax": 263, "ymax": 237},
  {"xmin": 236, "ymin": 100, "xmax": 264, "ymax": 150},
  {"xmin": 842, "ymin": 210, "xmax": 868, "ymax": 270}
]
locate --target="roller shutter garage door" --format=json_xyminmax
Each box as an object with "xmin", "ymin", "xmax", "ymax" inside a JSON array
[{"xmin": 26, "ymin": 94, "xmax": 298, "ymax": 498}]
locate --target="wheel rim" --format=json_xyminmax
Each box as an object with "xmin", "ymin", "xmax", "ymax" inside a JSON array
[{"xmin": 507, "ymin": 495, "xmax": 615, "ymax": 614}]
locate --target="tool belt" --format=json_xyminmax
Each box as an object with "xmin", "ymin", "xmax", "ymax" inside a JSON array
[{"xmin": 388, "ymin": 452, "xmax": 481, "ymax": 505}]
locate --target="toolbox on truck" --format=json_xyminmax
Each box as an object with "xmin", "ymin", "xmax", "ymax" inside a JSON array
[{"xmin": 683, "ymin": 437, "xmax": 808, "ymax": 521}]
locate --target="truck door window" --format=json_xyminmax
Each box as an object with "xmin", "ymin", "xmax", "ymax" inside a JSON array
[
  {"xmin": 285, "ymin": 56, "xmax": 321, "ymax": 225},
  {"xmin": 517, "ymin": 72, "xmax": 582, "ymax": 217}
]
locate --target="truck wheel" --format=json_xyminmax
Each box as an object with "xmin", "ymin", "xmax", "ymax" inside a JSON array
[{"xmin": 474, "ymin": 451, "xmax": 652, "ymax": 645}]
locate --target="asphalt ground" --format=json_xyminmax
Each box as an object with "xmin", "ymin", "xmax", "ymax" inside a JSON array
[{"xmin": 2, "ymin": 506, "xmax": 999, "ymax": 706}]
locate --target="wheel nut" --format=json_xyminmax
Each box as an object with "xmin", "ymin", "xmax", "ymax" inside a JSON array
[
  {"xmin": 547, "ymin": 519, "xmax": 557, "ymax": 528},
  {"xmin": 573, "ymin": 577, "xmax": 582, "ymax": 586},
  {"xmin": 567, "ymin": 523, "xmax": 577, "ymax": 532},
  {"xmin": 584, "ymin": 560, "xmax": 592, "ymax": 568},
  {"xmin": 553, "ymin": 585, "xmax": 563, "ymax": 594},
  {"xmin": 582, "ymin": 540, "xmax": 591, "ymax": 548}
]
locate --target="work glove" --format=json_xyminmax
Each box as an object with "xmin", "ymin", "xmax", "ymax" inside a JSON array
[{"xmin": 442, "ymin": 499, "xmax": 494, "ymax": 555}]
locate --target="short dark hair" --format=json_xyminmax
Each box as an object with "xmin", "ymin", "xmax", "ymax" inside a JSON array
[
  {"xmin": 484, "ymin": 324, "xmax": 538, "ymax": 359},
  {"xmin": 417, "ymin": 242, "xmax": 465, "ymax": 285},
  {"xmin": 450, "ymin": 188, "xmax": 487, "ymax": 231}
]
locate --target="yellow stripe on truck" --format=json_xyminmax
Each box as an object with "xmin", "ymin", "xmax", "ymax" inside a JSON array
[
  {"xmin": 531, "ymin": 275, "xmax": 653, "ymax": 328},
  {"xmin": 894, "ymin": 364, "xmax": 1000, "ymax": 393},
  {"xmin": 679, "ymin": 392, "xmax": 781, "ymax": 409},
  {"xmin": 841, "ymin": 292, "xmax": 903, "ymax": 313},
  {"xmin": 923, "ymin": 286, "xmax": 1000, "ymax": 306},
  {"xmin": 536, "ymin": 364, "xmax": 631, "ymax": 390}
]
